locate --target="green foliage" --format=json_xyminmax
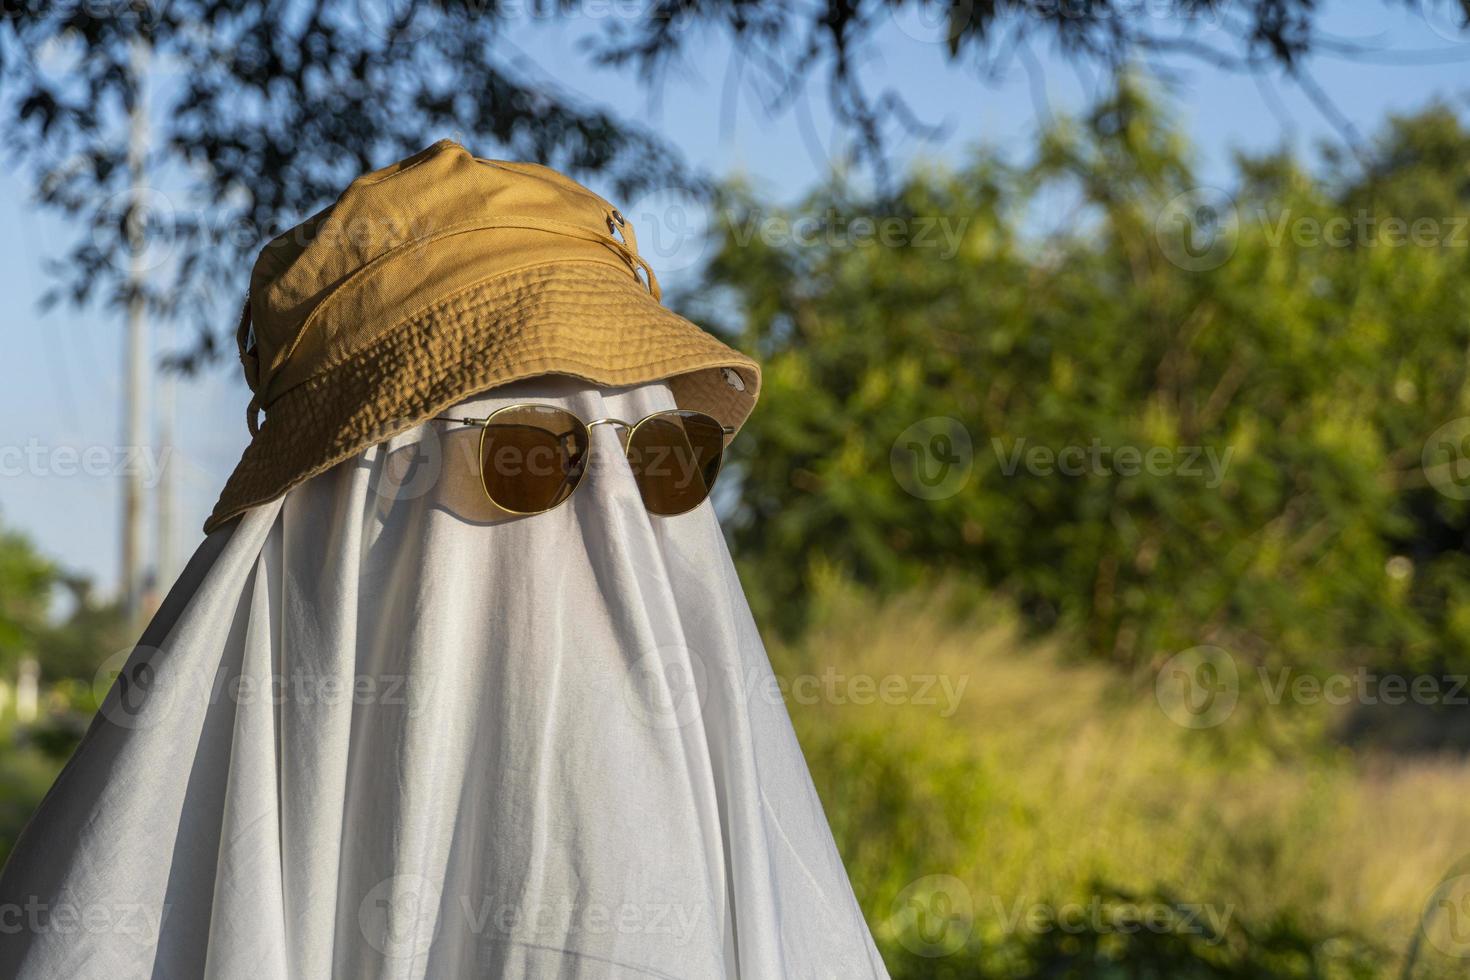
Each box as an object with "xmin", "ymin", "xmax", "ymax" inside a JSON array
[
  {"xmin": 0, "ymin": 522, "xmax": 54, "ymax": 671},
  {"xmin": 2, "ymin": 0, "xmax": 1368, "ymax": 367},
  {"xmin": 0, "ymin": 519, "xmax": 119, "ymax": 857},
  {"xmin": 772, "ymin": 587, "xmax": 1469, "ymax": 980},
  {"xmin": 700, "ymin": 84, "xmax": 1470, "ymax": 675},
  {"xmin": 0, "ymin": 722, "xmax": 63, "ymax": 867},
  {"xmin": 882, "ymin": 891, "xmax": 1387, "ymax": 980},
  {"xmin": 36, "ymin": 578, "xmax": 131, "ymax": 683}
]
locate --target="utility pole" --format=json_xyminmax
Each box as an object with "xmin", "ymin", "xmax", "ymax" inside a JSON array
[
  {"xmin": 155, "ymin": 330, "xmax": 177, "ymax": 599},
  {"xmin": 120, "ymin": 36, "xmax": 149, "ymax": 617}
]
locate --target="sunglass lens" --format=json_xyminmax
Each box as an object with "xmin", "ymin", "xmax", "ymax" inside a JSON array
[
  {"xmin": 627, "ymin": 411, "xmax": 725, "ymax": 516},
  {"xmin": 480, "ymin": 406, "xmax": 589, "ymax": 514}
]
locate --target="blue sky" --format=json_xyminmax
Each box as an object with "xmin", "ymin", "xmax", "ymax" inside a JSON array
[{"xmin": 1, "ymin": 1, "xmax": 1467, "ymax": 599}]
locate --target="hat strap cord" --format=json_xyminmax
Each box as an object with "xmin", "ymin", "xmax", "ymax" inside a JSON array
[
  {"xmin": 245, "ymin": 393, "xmax": 262, "ymax": 436},
  {"xmin": 603, "ymin": 209, "xmax": 662, "ymax": 300},
  {"xmin": 235, "ymin": 291, "xmax": 266, "ymax": 435}
]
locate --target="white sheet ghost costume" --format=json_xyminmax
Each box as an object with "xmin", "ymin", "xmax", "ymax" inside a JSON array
[{"xmin": 0, "ymin": 377, "xmax": 890, "ymax": 979}]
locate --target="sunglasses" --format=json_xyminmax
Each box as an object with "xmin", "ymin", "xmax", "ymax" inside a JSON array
[{"xmin": 433, "ymin": 404, "xmax": 734, "ymax": 516}]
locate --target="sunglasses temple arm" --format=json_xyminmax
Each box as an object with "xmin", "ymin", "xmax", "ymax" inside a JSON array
[{"xmin": 432, "ymin": 415, "xmax": 735, "ymax": 437}]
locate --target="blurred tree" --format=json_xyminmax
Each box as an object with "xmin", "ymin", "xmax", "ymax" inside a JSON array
[
  {"xmin": 0, "ymin": 514, "xmax": 130, "ymax": 687},
  {"xmin": 0, "ymin": 520, "xmax": 125, "ymax": 763},
  {"xmin": 0, "ymin": 523, "xmax": 54, "ymax": 671},
  {"xmin": 697, "ymin": 82, "xmax": 1470, "ymax": 675},
  {"xmin": 1, "ymin": 0, "xmax": 1462, "ymax": 362},
  {"xmin": 35, "ymin": 575, "xmax": 131, "ymax": 682},
  {"xmin": 0, "ymin": 520, "xmax": 72, "ymax": 854}
]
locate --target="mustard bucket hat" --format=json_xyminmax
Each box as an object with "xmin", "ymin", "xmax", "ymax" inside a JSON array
[{"xmin": 205, "ymin": 139, "xmax": 760, "ymax": 532}]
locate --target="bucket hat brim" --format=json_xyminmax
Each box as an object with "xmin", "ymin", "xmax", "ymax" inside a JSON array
[{"xmin": 204, "ymin": 259, "xmax": 759, "ymax": 533}]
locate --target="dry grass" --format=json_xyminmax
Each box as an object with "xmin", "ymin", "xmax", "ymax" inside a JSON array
[{"xmin": 770, "ymin": 585, "xmax": 1470, "ymax": 975}]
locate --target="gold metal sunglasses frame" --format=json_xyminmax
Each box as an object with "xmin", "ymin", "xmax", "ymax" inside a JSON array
[{"xmin": 432, "ymin": 403, "xmax": 736, "ymax": 517}]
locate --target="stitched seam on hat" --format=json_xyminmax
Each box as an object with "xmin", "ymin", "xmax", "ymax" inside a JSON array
[
  {"xmin": 281, "ymin": 261, "xmax": 654, "ymax": 399},
  {"xmin": 294, "ymin": 294, "xmax": 731, "ymax": 399},
  {"xmin": 271, "ymin": 235, "xmax": 644, "ymax": 391},
  {"xmin": 264, "ymin": 259, "xmax": 656, "ymax": 407},
  {"xmin": 270, "ymin": 222, "xmax": 642, "ymax": 380},
  {"xmin": 261, "ymin": 147, "xmax": 463, "ymax": 374}
]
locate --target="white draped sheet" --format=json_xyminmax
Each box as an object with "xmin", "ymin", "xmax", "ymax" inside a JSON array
[{"xmin": 0, "ymin": 378, "xmax": 889, "ymax": 980}]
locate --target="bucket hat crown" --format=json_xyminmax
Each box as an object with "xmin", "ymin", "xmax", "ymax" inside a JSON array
[{"xmin": 206, "ymin": 139, "xmax": 759, "ymax": 532}]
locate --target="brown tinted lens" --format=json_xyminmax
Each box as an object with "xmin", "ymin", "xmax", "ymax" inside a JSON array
[
  {"xmin": 480, "ymin": 406, "xmax": 589, "ymax": 513},
  {"xmin": 627, "ymin": 411, "xmax": 725, "ymax": 516}
]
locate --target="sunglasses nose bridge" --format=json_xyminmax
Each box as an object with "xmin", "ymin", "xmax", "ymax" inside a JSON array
[{"xmin": 586, "ymin": 417, "xmax": 634, "ymax": 450}]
